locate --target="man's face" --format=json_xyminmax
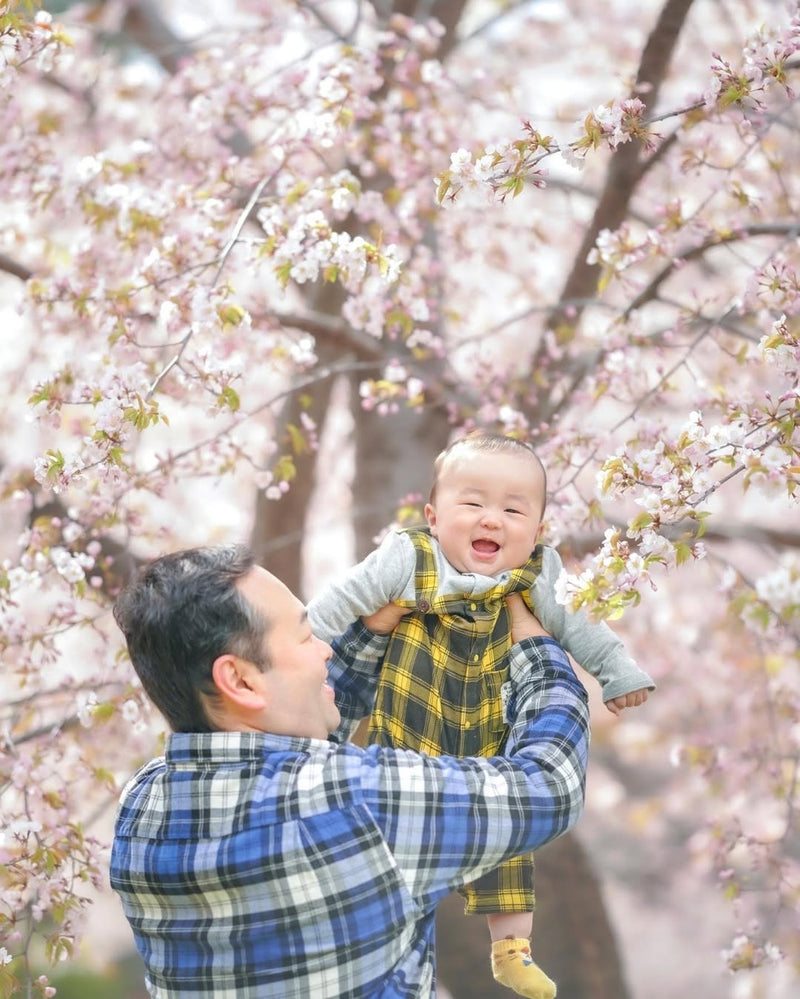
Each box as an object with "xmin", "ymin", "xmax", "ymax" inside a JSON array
[
  {"xmin": 425, "ymin": 449, "xmax": 545, "ymax": 576},
  {"xmin": 236, "ymin": 567, "xmax": 339, "ymax": 739}
]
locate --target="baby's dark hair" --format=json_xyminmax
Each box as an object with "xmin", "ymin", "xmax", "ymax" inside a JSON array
[{"xmin": 430, "ymin": 432, "xmax": 547, "ymax": 515}]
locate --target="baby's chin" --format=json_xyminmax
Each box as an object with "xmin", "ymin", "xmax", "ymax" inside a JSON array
[{"xmin": 460, "ymin": 555, "xmax": 515, "ymax": 576}]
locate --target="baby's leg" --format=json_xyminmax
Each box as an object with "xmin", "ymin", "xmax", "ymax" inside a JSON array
[
  {"xmin": 461, "ymin": 857, "xmax": 555, "ymax": 998},
  {"xmin": 487, "ymin": 910, "xmax": 532, "ymax": 942},
  {"xmin": 489, "ymin": 911, "xmax": 556, "ymax": 999}
]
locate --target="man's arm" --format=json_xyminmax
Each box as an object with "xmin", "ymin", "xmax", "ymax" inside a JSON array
[
  {"xmin": 326, "ymin": 603, "xmax": 409, "ymax": 743},
  {"xmin": 497, "ymin": 590, "xmax": 588, "ymax": 839}
]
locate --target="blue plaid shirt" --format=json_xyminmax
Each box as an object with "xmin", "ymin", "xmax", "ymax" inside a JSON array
[{"xmin": 110, "ymin": 623, "xmax": 589, "ymax": 998}]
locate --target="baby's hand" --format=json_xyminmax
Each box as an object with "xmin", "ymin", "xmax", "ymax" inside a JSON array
[{"xmin": 605, "ymin": 687, "xmax": 650, "ymax": 715}]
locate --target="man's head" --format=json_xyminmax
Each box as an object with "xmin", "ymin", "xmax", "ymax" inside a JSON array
[
  {"xmin": 425, "ymin": 433, "xmax": 547, "ymax": 576},
  {"xmin": 114, "ymin": 545, "xmax": 337, "ymax": 738}
]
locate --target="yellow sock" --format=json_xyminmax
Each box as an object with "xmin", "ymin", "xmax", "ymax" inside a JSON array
[{"xmin": 491, "ymin": 937, "xmax": 556, "ymax": 999}]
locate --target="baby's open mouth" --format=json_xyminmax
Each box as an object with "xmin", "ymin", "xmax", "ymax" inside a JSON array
[{"xmin": 472, "ymin": 539, "xmax": 500, "ymax": 554}]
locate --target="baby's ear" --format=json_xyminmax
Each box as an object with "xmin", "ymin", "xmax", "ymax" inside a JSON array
[{"xmin": 424, "ymin": 502, "xmax": 437, "ymax": 532}]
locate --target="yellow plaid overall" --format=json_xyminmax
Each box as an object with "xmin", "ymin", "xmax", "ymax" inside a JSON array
[{"xmin": 367, "ymin": 528, "xmax": 544, "ymax": 914}]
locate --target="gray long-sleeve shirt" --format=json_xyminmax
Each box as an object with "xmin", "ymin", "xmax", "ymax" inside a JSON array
[{"xmin": 308, "ymin": 531, "xmax": 655, "ymax": 703}]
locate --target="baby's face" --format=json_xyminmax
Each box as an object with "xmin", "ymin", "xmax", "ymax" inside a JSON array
[{"xmin": 424, "ymin": 450, "xmax": 545, "ymax": 576}]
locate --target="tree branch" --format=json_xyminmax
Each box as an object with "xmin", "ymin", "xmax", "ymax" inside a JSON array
[
  {"xmin": 624, "ymin": 222, "xmax": 800, "ymax": 317},
  {"xmin": 121, "ymin": 0, "xmax": 196, "ymax": 74},
  {"xmin": 563, "ymin": 520, "xmax": 800, "ymax": 559},
  {"xmin": 0, "ymin": 253, "xmax": 33, "ymax": 282}
]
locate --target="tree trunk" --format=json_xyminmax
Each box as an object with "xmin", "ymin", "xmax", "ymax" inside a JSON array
[
  {"xmin": 350, "ymin": 393, "xmax": 451, "ymax": 557},
  {"xmin": 246, "ymin": 3, "xmax": 639, "ymax": 995},
  {"xmin": 529, "ymin": 0, "xmax": 697, "ymax": 424},
  {"xmin": 248, "ymin": 342, "xmax": 340, "ymax": 594},
  {"xmin": 550, "ymin": 0, "xmax": 696, "ymax": 324}
]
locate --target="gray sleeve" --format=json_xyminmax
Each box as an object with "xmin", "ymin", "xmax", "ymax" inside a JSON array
[
  {"xmin": 307, "ymin": 531, "xmax": 416, "ymax": 643},
  {"xmin": 532, "ymin": 547, "xmax": 655, "ymax": 702}
]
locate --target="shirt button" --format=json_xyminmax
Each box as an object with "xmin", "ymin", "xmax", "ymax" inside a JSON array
[
  {"xmin": 470, "ymin": 603, "xmax": 477, "ymax": 611},
  {"xmin": 473, "ymin": 654, "xmax": 479, "ymax": 662},
  {"xmin": 417, "ymin": 599, "xmax": 430, "ymax": 612}
]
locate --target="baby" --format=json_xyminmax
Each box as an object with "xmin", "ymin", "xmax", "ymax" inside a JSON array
[{"xmin": 309, "ymin": 432, "xmax": 654, "ymax": 999}]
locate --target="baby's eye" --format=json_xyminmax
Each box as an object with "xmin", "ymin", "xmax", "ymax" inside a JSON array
[{"xmin": 505, "ymin": 508, "xmax": 523, "ymax": 515}]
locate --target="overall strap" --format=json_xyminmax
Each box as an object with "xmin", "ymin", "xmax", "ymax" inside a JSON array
[
  {"xmin": 402, "ymin": 527, "xmax": 440, "ymax": 613},
  {"xmin": 507, "ymin": 544, "xmax": 545, "ymax": 609}
]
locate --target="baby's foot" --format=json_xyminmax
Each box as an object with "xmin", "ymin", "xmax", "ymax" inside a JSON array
[{"xmin": 491, "ymin": 937, "xmax": 556, "ymax": 999}]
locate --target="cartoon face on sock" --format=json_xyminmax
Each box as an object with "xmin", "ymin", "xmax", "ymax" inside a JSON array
[{"xmin": 424, "ymin": 448, "xmax": 546, "ymax": 576}]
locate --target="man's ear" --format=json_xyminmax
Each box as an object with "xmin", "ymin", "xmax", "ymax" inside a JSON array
[{"xmin": 211, "ymin": 654, "xmax": 265, "ymax": 710}]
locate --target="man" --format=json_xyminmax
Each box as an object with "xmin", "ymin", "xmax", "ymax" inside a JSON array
[{"xmin": 110, "ymin": 544, "xmax": 589, "ymax": 998}]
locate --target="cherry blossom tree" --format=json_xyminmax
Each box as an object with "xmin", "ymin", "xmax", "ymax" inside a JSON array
[{"xmin": 1, "ymin": 1, "xmax": 798, "ymax": 996}]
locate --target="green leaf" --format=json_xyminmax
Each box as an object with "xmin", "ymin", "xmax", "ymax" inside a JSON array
[
  {"xmin": 286, "ymin": 422, "xmax": 308, "ymax": 455},
  {"xmin": 629, "ymin": 511, "xmax": 653, "ymax": 533},
  {"xmin": 275, "ymin": 260, "xmax": 293, "ymax": 288},
  {"xmin": 436, "ymin": 173, "xmax": 452, "ymax": 204},
  {"xmin": 217, "ymin": 386, "xmax": 240, "ymax": 412}
]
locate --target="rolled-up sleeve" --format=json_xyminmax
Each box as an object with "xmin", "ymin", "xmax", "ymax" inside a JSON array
[{"xmin": 327, "ymin": 621, "xmax": 390, "ymax": 743}]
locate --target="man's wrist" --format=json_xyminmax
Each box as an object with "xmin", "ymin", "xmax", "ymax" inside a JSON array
[
  {"xmin": 508, "ymin": 636, "xmax": 571, "ymax": 685},
  {"xmin": 332, "ymin": 619, "xmax": 389, "ymax": 657},
  {"xmin": 345, "ymin": 618, "xmax": 391, "ymax": 650}
]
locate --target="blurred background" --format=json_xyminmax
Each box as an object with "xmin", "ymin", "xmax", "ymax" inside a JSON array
[{"xmin": 1, "ymin": 1, "xmax": 798, "ymax": 997}]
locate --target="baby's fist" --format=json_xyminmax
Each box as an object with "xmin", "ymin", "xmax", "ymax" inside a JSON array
[{"xmin": 605, "ymin": 687, "xmax": 650, "ymax": 715}]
